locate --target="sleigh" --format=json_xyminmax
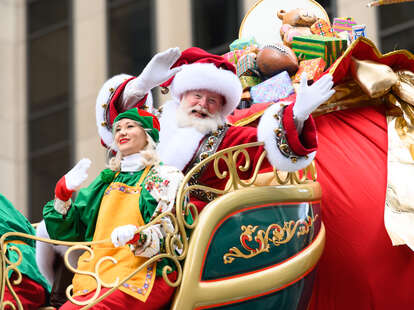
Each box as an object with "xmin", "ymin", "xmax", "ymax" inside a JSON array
[{"xmin": 0, "ymin": 142, "xmax": 324, "ymax": 310}]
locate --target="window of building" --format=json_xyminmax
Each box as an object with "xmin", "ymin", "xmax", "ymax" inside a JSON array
[
  {"xmin": 192, "ymin": 0, "xmax": 242, "ymax": 54},
  {"xmin": 107, "ymin": 0, "xmax": 155, "ymax": 76},
  {"xmin": 27, "ymin": 0, "xmax": 73, "ymax": 222},
  {"xmin": 379, "ymin": 2, "xmax": 414, "ymax": 53}
]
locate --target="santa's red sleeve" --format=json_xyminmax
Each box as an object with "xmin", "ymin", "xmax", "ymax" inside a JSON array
[{"xmin": 257, "ymin": 101, "xmax": 317, "ymax": 172}]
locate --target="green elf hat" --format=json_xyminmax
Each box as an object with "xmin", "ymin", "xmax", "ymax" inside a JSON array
[{"xmin": 114, "ymin": 108, "xmax": 160, "ymax": 143}]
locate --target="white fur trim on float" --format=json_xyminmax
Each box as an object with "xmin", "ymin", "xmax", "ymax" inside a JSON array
[
  {"xmin": 257, "ymin": 102, "xmax": 315, "ymax": 172},
  {"xmin": 170, "ymin": 63, "xmax": 242, "ymax": 117},
  {"xmin": 95, "ymin": 74, "xmax": 153, "ymax": 149}
]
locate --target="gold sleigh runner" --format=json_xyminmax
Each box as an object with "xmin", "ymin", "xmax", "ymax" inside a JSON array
[{"xmin": 0, "ymin": 142, "xmax": 318, "ymax": 309}]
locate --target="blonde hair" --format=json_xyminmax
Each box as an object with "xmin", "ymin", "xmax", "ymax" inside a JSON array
[{"xmin": 107, "ymin": 120, "xmax": 160, "ymax": 171}]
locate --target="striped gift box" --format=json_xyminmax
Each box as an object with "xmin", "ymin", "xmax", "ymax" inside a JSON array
[
  {"xmin": 291, "ymin": 35, "xmax": 347, "ymax": 68},
  {"xmin": 236, "ymin": 53, "xmax": 258, "ymax": 77},
  {"xmin": 333, "ymin": 17, "xmax": 357, "ymax": 35}
]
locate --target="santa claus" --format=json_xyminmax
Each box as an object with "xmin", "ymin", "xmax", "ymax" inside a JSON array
[{"xmin": 96, "ymin": 47, "xmax": 335, "ymax": 211}]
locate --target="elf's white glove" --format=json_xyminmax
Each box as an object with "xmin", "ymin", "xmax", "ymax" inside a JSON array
[
  {"xmin": 133, "ymin": 225, "xmax": 164, "ymax": 258},
  {"xmin": 54, "ymin": 158, "xmax": 91, "ymax": 215},
  {"xmin": 293, "ymin": 73, "xmax": 335, "ymax": 132},
  {"xmin": 123, "ymin": 47, "xmax": 182, "ymax": 102},
  {"xmin": 65, "ymin": 158, "xmax": 91, "ymax": 191},
  {"xmin": 111, "ymin": 224, "xmax": 138, "ymax": 248}
]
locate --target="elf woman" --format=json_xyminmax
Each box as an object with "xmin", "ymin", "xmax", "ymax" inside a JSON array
[{"xmin": 42, "ymin": 108, "xmax": 184, "ymax": 309}]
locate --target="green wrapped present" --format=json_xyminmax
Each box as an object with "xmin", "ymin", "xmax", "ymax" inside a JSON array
[
  {"xmin": 239, "ymin": 75, "xmax": 262, "ymax": 90},
  {"xmin": 291, "ymin": 35, "xmax": 347, "ymax": 68},
  {"xmin": 229, "ymin": 36, "xmax": 257, "ymax": 51}
]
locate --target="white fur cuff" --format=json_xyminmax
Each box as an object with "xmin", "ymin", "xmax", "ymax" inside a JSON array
[
  {"xmin": 54, "ymin": 198, "xmax": 71, "ymax": 215},
  {"xmin": 257, "ymin": 102, "xmax": 315, "ymax": 172}
]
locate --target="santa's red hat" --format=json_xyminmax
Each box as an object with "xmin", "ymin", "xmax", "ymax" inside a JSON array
[{"xmin": 161, "ymin": 47, "xmax": 242, "ymax": 117}]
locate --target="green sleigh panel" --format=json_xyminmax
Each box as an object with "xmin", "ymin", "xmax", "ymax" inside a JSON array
[{"xmin": 171, "ymin": 182, "xmax": 324, "ymax": 310}]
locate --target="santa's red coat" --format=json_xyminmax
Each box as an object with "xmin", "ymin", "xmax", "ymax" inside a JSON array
[{"xmin": 188, "ymin": 125, "xmax": 269, "ymax": 213}]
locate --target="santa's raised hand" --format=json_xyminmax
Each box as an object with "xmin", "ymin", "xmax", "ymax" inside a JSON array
[
  {"xmin": 293, "ymin": 73, "xmax": 335, "ymax": 132},
  {"xmin": 123, "ymin": 47, "xmax": 182, "ymax": 107}
]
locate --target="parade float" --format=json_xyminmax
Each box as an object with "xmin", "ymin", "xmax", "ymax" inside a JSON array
[{"xmin": 2, "ymin": 0, "xmax": 414, "ymax": 309}]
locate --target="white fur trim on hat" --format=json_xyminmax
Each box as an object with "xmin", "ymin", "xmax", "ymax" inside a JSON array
[
  {"xmin": 95, "ymin": 74, "xmax": 153, "ymax": 149},
  {"xmin": 170, "ymin": 63, "xmax": 242, "ymax": 117},
  {"xmin": 257, "ymin": 102, "xmax": 315, "ymax": 172}
]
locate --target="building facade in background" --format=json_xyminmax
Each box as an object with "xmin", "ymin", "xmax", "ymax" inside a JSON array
[{"xmin": 1, "ymin": 0, "xmax": 411, "ymax": 221}]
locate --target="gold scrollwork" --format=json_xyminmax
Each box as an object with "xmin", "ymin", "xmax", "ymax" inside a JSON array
[
  {"xmin": 223, "ymin": 214, "xmax": 319, "ymax": 264},
  {"xmin": 175, "ymin": 143, "xmax": 318, "ymax": 266},
  {"xmin": 0, "ymin": 211, "xmax": 184, "ymax": 310}
]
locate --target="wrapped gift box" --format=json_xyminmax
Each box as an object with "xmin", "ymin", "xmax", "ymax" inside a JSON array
[
  {"xmin": 310, "ymin": 19, "xmax": 335, "ymax": 37},
  {"xmin": 291, "ymin": 35, "xmax": 347, "ymax": 68},
  {"xmin": 293, "ymin": 58, "xmax": 326, "ymax": 83},
  {"xmin": 352, "ymin": 24, "xmax": 367, "ymax": 41},
  {"xmin": 333, "ymin": 17, "xmax": 357, "ymax": 35},
  {"xmin": 222, "ymin": 50, "xmax": 244, "ymax": 65},
  {"xmin": 236, "ymin": 53, "xmax": 258, "ymax": 77},
  {"xmin": 250, "ymin": 71, "xmax": 294, "ymax": 103},
  {"xmin": 229, "ymin": 37, "xmax": 258, "ymax": 51},
  {"xmin": 239, "ymin": 75, "xmax": 262, "ymax": 90}
]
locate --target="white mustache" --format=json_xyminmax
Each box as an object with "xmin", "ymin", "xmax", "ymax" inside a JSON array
[{"xmin": 190, "ymin": 106, "xmax": 213, "ymax": 118}]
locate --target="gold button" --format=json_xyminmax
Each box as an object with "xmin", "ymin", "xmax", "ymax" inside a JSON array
[
  {"xmin": 109, "ymin": 87, "xmax": 115, "ymax": 93},
  {"xmin": 291, "ymin": 157, "xmax": 297, "ymax": 163},
  {"xmin": 200, "ymin": 152, "xmax": 209, "ymax": 160},
  {"xmin": 280, "ymin": 144, "xmax": 289, "ymax": 153},
  {"xmin": 274, "ymin": 128, "xmax": 282, "ymax": 136},
  {"xmin": 101, "ymin": 121, "xmax": 107, "ymax": 127}
]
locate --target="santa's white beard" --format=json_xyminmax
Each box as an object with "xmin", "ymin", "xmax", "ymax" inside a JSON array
[
  {"xmin": 176, "ymin": 100, "xmax": 225, "ymax": 135},
  {"xmin": 157, "ymin": 100, "xmax": 225, "ymax": 171}
]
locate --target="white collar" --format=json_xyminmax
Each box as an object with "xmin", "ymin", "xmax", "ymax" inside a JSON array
[{"xmin": 120, "ymin": 153, "xmax": 145, "ymax": 172}]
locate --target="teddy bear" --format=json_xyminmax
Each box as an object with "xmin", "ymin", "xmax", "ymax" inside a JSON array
[{"xmin": 277, "ymin": 8, "xmax": 318, "ymax": 47}]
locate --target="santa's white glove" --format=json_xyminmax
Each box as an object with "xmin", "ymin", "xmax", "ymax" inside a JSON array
[
  {"xmin": 111, "ymin": 224, "xmax": 138, "ymax": 248},
  {"xmin": 123, "ymin": 47, "xmax": 182, "ymax": 101},
  {"xmin": 54, "ymin": 158, "xmax": 91, "ymax": 215},
  {"xmin": 134, "ymin": 225, "xmax": 164, "ymax": 258},
  {"xmin": 293, "ymin": 73, "xmax": 335, "ymax": 132}
]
